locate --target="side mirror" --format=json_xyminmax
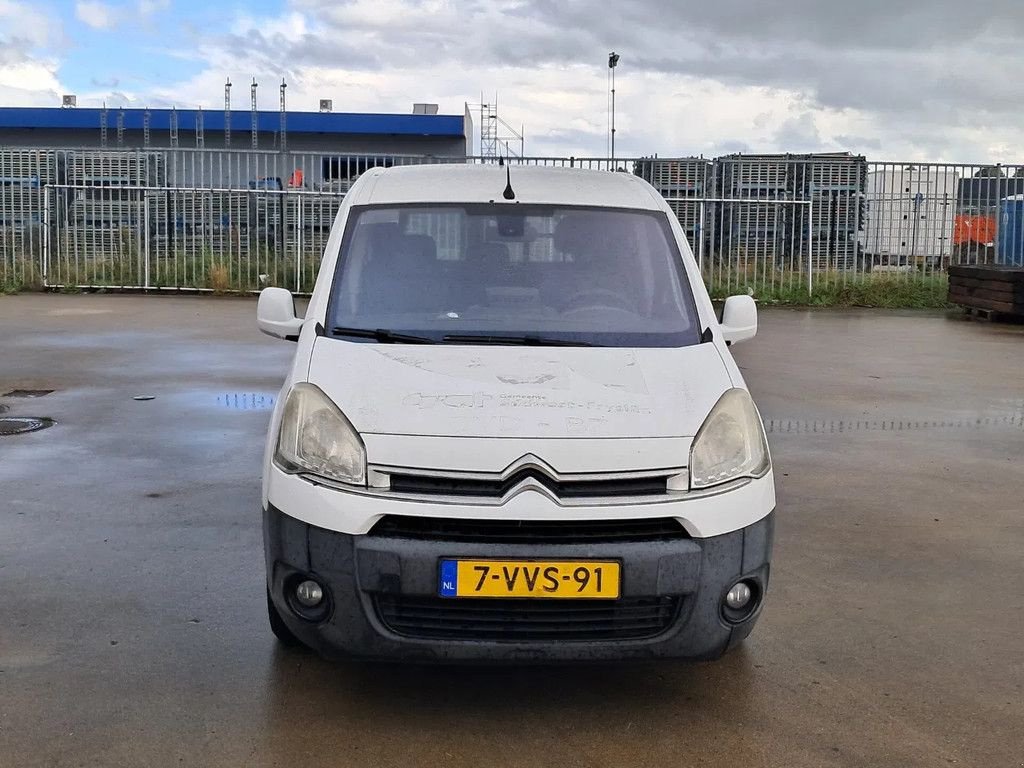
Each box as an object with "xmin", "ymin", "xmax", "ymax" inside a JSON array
[
  {"xmin": 257, "ymin": 287, "xmax": 303, "ymax": 341},
  {"xmin": 720, "ymin": 295, "xmax": 757, "ymax": 345}
]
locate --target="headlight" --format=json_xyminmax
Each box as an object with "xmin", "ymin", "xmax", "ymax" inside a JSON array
[
  {"xmin": 689, "ymin": 388, "xmax": 770, "ymax": 490},
  {"xmin": 274, "ymin": 383, "xmax": 366, "ymax": 486}
]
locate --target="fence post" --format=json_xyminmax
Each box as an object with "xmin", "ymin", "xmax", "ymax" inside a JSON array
[
  {"xmin": 143, "ymin": 191, "xmax": 150, "ymax": 289},
  {"xmin": 295, "ymin": 192, "xmax": 302, "ymax": 294},
  {"xmin": 697, "ymin": 199, "xmax": 705, "ymax": 271},
  {"xmin": 807, "ymin": 197, "xmax": 814, "ymax": 296},
  {"xmin": 42, "ymin": 185, "xmax": 50, "ymax": 287}
]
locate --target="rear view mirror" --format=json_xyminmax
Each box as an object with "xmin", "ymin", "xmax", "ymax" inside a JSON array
[
  {"xmin": 497, "ymin": 215, "xmax": 525, "ymax": 238},
  {"xmin": 720, "ymin": 295, "xmax": 758, "ymax": 345},
  {"xmin": 257, "ymin": 287, "xmax": 303, "ymax": 341}
]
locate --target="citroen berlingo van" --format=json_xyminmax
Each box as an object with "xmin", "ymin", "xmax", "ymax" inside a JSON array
[{"xmin": 257, "ymin": 164, "xmax": 774, "ymax": 661}]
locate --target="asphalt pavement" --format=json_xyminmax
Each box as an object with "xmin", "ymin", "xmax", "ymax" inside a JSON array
[{"xmin": 1, "ymin": 294, "xmax": 1022, "ymax": 767}]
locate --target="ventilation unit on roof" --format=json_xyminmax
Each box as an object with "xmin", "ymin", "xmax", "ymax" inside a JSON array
[
  {"xmin": 61, "ymin": 94, "xmax": 77, "ymax": 108},
  {"xmin": 319, "ymin": 99, "xmax": 333, "ymax": 113},
  {"xmin": 413, "ymin": 103, "xmax": 439, "ymax": 115}
]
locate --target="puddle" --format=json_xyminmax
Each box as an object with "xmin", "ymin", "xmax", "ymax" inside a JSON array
[
  {"xmin": 765, "ymin": 414, "xmax": 1024, "ymax": 435},
  {"xmin": 3, "ymin": 389, "xmax": 54, "ymax": 398},
  {"xmin": 0, "ymin": 417, "xmax": 55, "ymax": 436},
  {"xmin": 215, "ymin": 393, "xmax": 276, "ymax": 411}
]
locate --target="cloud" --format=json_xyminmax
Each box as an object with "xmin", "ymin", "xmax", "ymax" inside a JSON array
[
  {"xmin": 137, "ymin": 0, "xmax": 170, "ymax": 15},
  {"xmin": 75, "ymin": 0, "xmax": 118, "ymax": 29},
  {"xmin": 145, "ymin": 0, "xmax": 1023, "ymax": 160},
  {"xmin": 0, "ymin": 0, "xmax": 64, "ymax": 105},
  {"xmin": 4, "ymin": 0, "xmax": 1024, "ymax": 162},
  {"xmin": 0, "ymin": 0, "xmax": 61, "ymax": 47}
]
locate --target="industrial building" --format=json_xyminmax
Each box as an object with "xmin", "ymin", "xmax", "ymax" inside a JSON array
[
  {"xmin": 0, "ymin": 105, "xmax": 473, "ymax": 157},
  {"xmin": 0, "ymin": 103, "xmax": 475, "ymax": 271}
]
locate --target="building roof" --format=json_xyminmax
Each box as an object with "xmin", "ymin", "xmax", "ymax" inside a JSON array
[
  {"xmin": 0, "ymin": 107, "xmax": 466, "ymax": 137},
  {"xmin": 354, "ymin": 164, "xmax": 665, "ymax": 210}
]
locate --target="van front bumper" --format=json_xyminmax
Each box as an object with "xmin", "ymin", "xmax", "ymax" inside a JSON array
[{"xmin": 264, "ymin": 504, "xmax": 774, "ymax": 662}]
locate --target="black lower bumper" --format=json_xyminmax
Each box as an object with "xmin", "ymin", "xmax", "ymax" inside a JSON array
[{"xmin": 264, "ymin": 505, "xmax": 774, "ymax": 662}]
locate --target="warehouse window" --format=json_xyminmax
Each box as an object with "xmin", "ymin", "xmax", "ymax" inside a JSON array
[{"xmin": 322, "ymin": 156, "xmax": 394, "ymax": 182}]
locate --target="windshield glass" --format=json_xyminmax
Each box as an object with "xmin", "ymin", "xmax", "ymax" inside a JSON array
[{"xmin": 326, "ymin": 204, "xmax": 701, "ymax": 347}]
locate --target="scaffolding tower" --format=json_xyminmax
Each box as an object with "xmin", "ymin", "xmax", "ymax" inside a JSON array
[
  {"xmin": 251, "ymin": 78, "xmax": 259, "ymax": 149},
  {"xmin": 224, "ymin": 79, "xmax": 232, "ymax": 148},
  {"xmin": 479, "ymin": 95, "xmax": 524, "ymax": 159},
  {"xmin": 279, "ymin": 78, "xmax": 287, "ymax": 152}
]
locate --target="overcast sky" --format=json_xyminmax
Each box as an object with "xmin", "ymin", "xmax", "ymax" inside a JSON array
[{"xmin": 1, "ymin": 0, "xmax": 1022, "ymax": 161}]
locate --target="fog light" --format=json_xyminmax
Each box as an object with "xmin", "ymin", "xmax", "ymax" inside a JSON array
[
  {"xmin": 295, "ymin": 579, "xmax": 323, "ymax": 608},
  {"xmin": 725, "ymin": 581, "xmax": 752, "ymax": 610}
]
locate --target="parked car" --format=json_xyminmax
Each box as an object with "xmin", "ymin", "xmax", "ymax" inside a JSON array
[{"xmin": 257, "ymin": 164, "xmax": 776, "ymax": 661}]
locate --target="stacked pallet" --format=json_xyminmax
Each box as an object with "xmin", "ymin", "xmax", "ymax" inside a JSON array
[
  {"xmin": 632, "ymin": 158, "xmax": 712, "ymax": 244},
  {"xmin": 948, "ymin": 265, "xmax": 1024, "ymax": 317}
]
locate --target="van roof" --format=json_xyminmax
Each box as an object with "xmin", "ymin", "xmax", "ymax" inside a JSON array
[{"xmin": 351, "ymin": 164, "xmax": 665, "ymax": 210}]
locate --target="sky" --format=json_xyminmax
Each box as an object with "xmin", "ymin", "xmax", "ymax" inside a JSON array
[{"xmin": 1, "ymin": 0, "xmax": 1023, "ymax": 161}]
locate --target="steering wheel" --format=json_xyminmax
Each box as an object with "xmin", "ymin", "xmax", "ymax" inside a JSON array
[{"xmin": 562, "ymin": 287, "xmax": 634, "ymax": 314}]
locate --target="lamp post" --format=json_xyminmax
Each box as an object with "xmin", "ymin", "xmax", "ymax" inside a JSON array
[{"xmin": 608, "ymin": 52, "xmax": 620, "ymax": 164}]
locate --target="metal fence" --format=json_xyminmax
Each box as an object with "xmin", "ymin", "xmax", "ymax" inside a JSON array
[{"xmin": 2, "ymin": 146, "xmax": 1023, "ymax": 295}]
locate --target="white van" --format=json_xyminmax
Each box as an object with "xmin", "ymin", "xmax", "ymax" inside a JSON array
[{"xmin": 257, "ymin": 164, "xmax": 775, "ymax": 661}]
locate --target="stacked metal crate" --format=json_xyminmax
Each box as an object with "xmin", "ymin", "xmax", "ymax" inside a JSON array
[
  {"xmin": 793, "ymin": 154, "xmax": 867, "ymax": 270},
  {"xmin": 632, "ymin": 158, "xmax": 712, "ymax": 248},
  {"xmin": 716, "ymin": 155, "xmax": 791, "ymax": 263},
  {"xmin": 284, "ymin": 180, "xmax": 348, "ymax": 265},
  {"xmin": 167, "ymin": 188, "xmax": 252, "ymax": 259},
  {"xmin": 0, "ymin": 149, "xmax": 57, "ymax": 260},
  {"xmin": 62, "ymin": 151, "xmax": 166, "ymax": 260}
]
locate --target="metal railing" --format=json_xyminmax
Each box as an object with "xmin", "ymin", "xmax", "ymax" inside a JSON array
[{"xmin": 2, "ymin": 146, "xmax": 1022, "ymax": 295}]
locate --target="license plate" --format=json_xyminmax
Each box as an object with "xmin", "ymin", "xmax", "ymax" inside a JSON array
[{"xmin": 439, "ymin": 559, "xmax": 620, "ymax": 599}]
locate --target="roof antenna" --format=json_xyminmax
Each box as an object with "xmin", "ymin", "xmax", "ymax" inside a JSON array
[{"xmin": 502, "ymin": 162, "xmax": 516, "ymax": 200}]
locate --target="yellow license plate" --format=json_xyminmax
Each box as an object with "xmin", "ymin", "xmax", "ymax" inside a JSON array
[{"xmin": 439, "ymin": 559, "xmax": 620, "ymax": 599}]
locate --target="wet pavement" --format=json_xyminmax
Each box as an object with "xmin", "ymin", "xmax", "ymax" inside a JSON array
[{"xmin": 1, "ymin": 294, "xmax": 1022, "ymax": 767}]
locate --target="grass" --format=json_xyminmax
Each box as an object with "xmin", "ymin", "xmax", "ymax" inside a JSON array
[
  {"xmin": 705, "ymin": 271, "xmax": 952, "ymax": 309},
  {"xmin": 3, "ymin": 250, "xmax": 951, "ymax": 309},
  {"xmin": 1, "ymin": 245, "xmax": 321, "ymax": 295},
  {"xmin": 1, "ymin": 257, "xmax": 43, "ymax": 294}
]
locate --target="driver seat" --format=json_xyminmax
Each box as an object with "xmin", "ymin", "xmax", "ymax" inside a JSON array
[{"xmin": 552, "ymin": 212, "xmax": 638, "ymax": 312}]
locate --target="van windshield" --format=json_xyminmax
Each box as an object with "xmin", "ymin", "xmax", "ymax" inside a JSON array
[{"xmin": 326, "ymin": 204, "xmax": 701, "ymax": 347}]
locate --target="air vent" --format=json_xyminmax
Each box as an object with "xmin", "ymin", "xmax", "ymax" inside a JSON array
[
  {"xmin": 375, "ymin": 595, "xmax": 681, "ymax": 642},
  {"xmin": 370, "ymin": 515, "xmax": 688, "ymax": 544}
]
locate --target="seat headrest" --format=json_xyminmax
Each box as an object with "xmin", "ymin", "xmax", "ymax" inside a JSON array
[{"xmin": 554, "ymin": 212, "xmax": 626, "ymax": 256}]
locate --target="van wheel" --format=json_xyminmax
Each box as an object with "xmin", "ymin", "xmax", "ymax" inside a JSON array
[{"xmin": 267, "ymin": 587, "xmax": 302, "ymax": 647}]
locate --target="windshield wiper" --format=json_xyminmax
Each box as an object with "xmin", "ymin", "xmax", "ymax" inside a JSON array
[
  {"xmin": 442, "ymin": 334, "xmax": 602, "ymax": 347},
  {"xmin": 330, "ymin": 327, "xmax": 437, "ymax": 344}
]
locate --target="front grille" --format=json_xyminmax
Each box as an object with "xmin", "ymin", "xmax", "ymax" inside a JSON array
[
  {"xmin": 387, "ymin": 469, "xmax": 669, "ymax": 500},
  {"xmin": 375, "ymin": 595, "xmax": 680, "ymax": 641},
  {"xmin": 369, "ymin": 515, "xmax": 688, "ymax": 543}
]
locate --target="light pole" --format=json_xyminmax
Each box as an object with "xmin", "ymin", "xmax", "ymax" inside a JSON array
[{"xmin": 608, "ymin": 52, "xmax": 619, "ymax": 164}]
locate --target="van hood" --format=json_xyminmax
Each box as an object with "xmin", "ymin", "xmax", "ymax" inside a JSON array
[{"xmin": 306, "ymin": 339, "xmax": 734, "ymax": 439}]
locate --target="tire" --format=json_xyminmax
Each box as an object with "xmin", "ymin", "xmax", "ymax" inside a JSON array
[{"xmin": 267, "ymin": 587, "xmax": 303, "ymax": 647}]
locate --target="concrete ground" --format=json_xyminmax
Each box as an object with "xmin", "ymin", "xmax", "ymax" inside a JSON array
[{"xmin": 1, "ymin": 294, "xmax": 1022, "ymax": 768}]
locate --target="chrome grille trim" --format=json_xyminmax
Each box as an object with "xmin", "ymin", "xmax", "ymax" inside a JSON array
[{"xmin": 368, "ymin": 454, "xmax": 687, "ymax": 505}]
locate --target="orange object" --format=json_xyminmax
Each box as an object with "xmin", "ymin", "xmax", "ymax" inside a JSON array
[
  {"xmin": 953, "ymin": 214, "xmax": 996, "ymax": 246},
  {"xmin": 287, "ymin": 169, "xmax": 304, "ymax": 188}
]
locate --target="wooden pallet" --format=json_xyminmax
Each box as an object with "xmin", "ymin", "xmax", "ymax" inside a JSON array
[
  {"xmin": 948, "ymin": 264, "xmax": 1024, "ymax": 318},
  {"xmin": 961, "ymin": 306, "xmax": 1024, "ymax": 324}
]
